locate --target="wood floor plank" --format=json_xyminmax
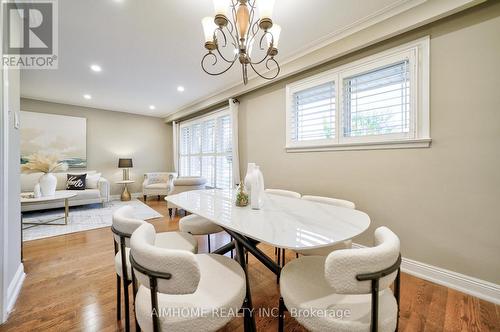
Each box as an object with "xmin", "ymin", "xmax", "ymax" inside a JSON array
[{"xmin": 0, "ymin": 199, "xmax": 498, "ymax": 332}]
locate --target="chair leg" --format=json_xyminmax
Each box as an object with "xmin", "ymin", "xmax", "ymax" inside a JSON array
[
  {"xmin": 281, "ymin": 248, "xmax": 286, "ymax": 267},
  {"xmin": 275, "ymin": 247, "xmax": 277, "ymax": 255},
  {"xmin": 168, "ymin": 208, "xmax": 172, "ymax": 218},
  {"xmin": 230, "ymin": 236, "xmax": 234, "ymax": 259},
  {"xmin": 278, "ymin": 296, "xmax": 285, "ymax": 332},
  {"xmin": 157, "ymin": 195, "xmax": 160, "ymax": 201},
  {"xmin": 123, "ymin": 280, "xmax": 130, "ymax": 332},
  {"xmin": 116, "ymin": 275, "xmax": 121, "ymax": 320},
  {"xmin": 276, "ymin": 249, "xmax": 281, "ymax": 284},
  {"xmin": 296, "ymin": 253, "xmax": 299, "ymax": 259},
  {"xmin": 207, "ymin": 234, "xmax": 211, "ymax": 253}
]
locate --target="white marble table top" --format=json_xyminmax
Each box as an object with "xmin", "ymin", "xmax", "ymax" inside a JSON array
[
  {"xmin": 20, "ymin": 191, "xmax": 77, "ymax": 204},
  {"xmin": 166, "ymin": 189, "xmax": 371, "ymax": 250}
]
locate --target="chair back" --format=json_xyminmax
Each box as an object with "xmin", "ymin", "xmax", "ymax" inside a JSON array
[
  {"xmin": 130, "ymin": 223, "xmax": 201, "ymax": 294},
  {"xmin": 302, "ymin": 195, "xmax": 355, "ymax": 209},
  {"xmin": 112, "ymin": 205, "xmax": 145, "ymax": 246},
  {"xmin": 265, "ymin": 189, "xmax": 301, "ymax": 198},
  {"xmin": 325, "ymin": 226, "xmax": 400, "ymax": 294}
]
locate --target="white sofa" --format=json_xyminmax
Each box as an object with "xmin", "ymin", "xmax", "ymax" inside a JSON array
[
  {"xmin": 21, "ymin": 170, "xmax": 110, "ymax": 212},
  {"xmin": 142, "ymin": 172, "xmax": 177, "ymax": 201}
]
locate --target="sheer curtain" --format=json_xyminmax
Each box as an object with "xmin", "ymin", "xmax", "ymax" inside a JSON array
[
  {"xmin": 229, "ymin": 98, "xmax": 240, "ymax": 186},
  {"xmin": 172, "ymin": 120, "xmax": 179, "ymax": 173}
]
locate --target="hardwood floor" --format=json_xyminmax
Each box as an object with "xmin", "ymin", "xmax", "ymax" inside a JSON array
[{"xmin": 1, "ymin": 199, "xmax": 498, "ymax": 331}]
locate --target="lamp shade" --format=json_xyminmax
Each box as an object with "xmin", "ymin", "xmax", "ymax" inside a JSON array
[
  {"xmin": 202, "ymin": 17, "xmax": 217, "ymax": 42},
  {"xmin": 118, "ymin": 158, "xmax": 133, "ymax": 168}
]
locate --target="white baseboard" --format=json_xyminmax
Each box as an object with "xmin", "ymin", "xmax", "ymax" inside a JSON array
[
  {"xmin": 4, "ymin": 263, "xmax": 26, "ymax": 320},
  {"xmin": 109, "ymin": 192, "xmax": 143, "ymax": 201},
  {"xmin": 352, "ymin": 243, "xmax": 500, "ymax": 304}
]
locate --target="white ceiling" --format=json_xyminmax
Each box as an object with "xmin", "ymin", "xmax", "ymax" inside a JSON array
[{"xmin": 21, "ymin": 0, "xmax": 414, "ymax": 117}]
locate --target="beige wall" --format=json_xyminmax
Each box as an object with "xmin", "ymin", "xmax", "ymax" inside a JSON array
[
  {"xmin": 238, "ymin": 4, "xmax": 500, "ymax": 283},
  {"xmin": 20, "ymin": 99, "xmax": 173, "ymax": 195}
]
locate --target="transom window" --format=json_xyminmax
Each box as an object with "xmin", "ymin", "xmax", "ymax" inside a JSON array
[
  {"xmin": 286, "ymin": 37, "xmax": 430, "ymax": 151},
  {"xmin": 179, "ymin": 110, "xmax": 233, "ymax": 189}
]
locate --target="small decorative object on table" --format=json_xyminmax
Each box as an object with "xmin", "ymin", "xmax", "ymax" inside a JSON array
[
  {"xmin": 21, "ymin": 153, "xmax": 68, "ymax": 197},
  {"xmin": 235, "ymin": 184, "xmax": 249, "ymax": 207}
]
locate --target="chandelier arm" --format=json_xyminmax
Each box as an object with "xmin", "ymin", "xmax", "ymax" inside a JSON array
[
  {"xmin": 201, "ymin": 52, "xmax": 237, "ymax": 76},
  {"xmin": 245, "ymin": 2, "xmax": 257, "ymax": 48},
  {"xmin": 248, "ymin": 57, "xmax": 281, "ymax": 80},
  {"xmin": 230, "ymin": 0, "xmax": 240, "ymax": 48},
  {"xmin": 215, "ymin": 27, "xmax": 228, "ymax": 48},
  {"xmin": 215, "ymin": 26, "xmax": 239, "ymax": 63}
]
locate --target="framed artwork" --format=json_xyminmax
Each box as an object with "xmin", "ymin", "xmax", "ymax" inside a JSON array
[{"xmin": 20, "ymin": 111, "xmax": 87, "ymax": 168}]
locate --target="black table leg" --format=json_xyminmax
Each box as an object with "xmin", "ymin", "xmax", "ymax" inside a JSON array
[
  {"xmin": 235, "ymin": 238, "xmax": 256, "ymax": 332},
  {"xmin": 211, "ymin": 240, "xmax": 236, "ymax": 256}
]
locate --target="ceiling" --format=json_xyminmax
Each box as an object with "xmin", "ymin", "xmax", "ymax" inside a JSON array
[{"xmin": 21, "ymin": 0, "xmax": 417, "ymax": 117}]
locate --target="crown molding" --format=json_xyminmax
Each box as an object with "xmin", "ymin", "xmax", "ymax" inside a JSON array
[{"xmin": 164, "ymin": 0, "xmax": 485, "ymax": 122}]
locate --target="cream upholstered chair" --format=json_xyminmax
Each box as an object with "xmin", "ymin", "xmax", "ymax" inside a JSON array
[
  {"xmin": 278, "ymin": 226, "xmax": 401, "ymax": 332},
  {"xmin": 295, "ymin": 195, "xmax": 356, "ymax": 257},
  {"xmin": 265, "ymin": 188, "xmax": 301, "ymax": 199},
  {"xmin": 265, "ymin": 188, "xmax": 302, "ymax": 282},
  {"xmin": 143, "ymin": 172, "xmax": 177, "ymax": 201},
  {"xmin": 130, "ymin": 223, "xmax": 247, "ymax": 332},
  {"xmin": 112, "ymin": 206, "xmax": 198, "ymax": 331},
  {"xmin": 166, "ymin": 176, "xmax": 207, "ymax": 217},
  {"xmin": 179, "ymin": 214, "xmax": 224, "ymax": 253}
]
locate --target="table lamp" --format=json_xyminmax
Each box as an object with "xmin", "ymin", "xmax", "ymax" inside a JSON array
[{"xmin": 118, "ymin": 158, "xmax": 133, "ymax": 180}]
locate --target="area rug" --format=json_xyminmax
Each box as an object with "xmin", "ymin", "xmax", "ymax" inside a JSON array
[{"xmin": 22, "ymin": 199, "xmax": 163, "ymax": 241}]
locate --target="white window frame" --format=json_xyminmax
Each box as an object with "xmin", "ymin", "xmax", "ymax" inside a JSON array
[
  {"xmin": 178, "ymin": 108, "xmax": 233, "ymax": 189},
  {"xmin": 285, "ymin": 36, "xmax": 431, "ymax": 152}
]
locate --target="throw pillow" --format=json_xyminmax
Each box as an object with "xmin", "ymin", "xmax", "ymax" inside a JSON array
[
  {"xmin": 86, "ymin": 173, "xmax": 101, "ymax": 189},
  {"xmin": 67, "ymin": 174, "xmax": 87, "ymax": 190}
]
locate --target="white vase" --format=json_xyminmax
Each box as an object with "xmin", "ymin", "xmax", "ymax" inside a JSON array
[
  {"xmin": 251, "ymin": 166, "xmax": 265, "ymax": 210},
  {"xmin": 244, "ymin": 163, "xmax": 256, "ymax": 194},
  {"xmin": 39, "ymin": 173, "xmax": 57, "ymax": 197}
]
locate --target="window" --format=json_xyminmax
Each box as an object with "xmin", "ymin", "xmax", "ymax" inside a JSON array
[
  {"xmin": 286, "ymin": 37, "xmax": 430, "ymax": 151},
  {"xmin": 179, "ymin": 109, "xmax": 233, "ymax": 189}
]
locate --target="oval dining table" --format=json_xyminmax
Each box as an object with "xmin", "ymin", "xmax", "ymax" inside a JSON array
[{"xmin": 166, "ymin": 189, "xmax": 371, "ymax": 332}]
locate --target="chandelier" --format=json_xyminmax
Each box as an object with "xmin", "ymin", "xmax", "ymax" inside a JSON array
[{"xmin": 201, "ymin": 0, "xmax": 281, "ymax": 85}]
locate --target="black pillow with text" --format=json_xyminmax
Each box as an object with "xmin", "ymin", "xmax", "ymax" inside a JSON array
[{"xmin": 66, "ymin": 174, "xmax": 87, "ymax": 190}]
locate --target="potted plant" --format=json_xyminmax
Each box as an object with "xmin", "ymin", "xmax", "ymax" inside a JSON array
[{"xmin": 21, "ymin": 153, "xmax": 68, "ymax": 197}]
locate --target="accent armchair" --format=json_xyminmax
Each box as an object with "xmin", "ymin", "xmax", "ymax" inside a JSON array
[
  {"xmin": 142, "ymin": 172, "xmax": 177, "ymax": 201},
  {"xmin": 166, "ymin": 176, "xmax": 207, "ymax": 217}
]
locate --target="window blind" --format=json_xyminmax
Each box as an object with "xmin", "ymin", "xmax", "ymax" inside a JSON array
[
  {"xmin": 343, "ymin": 60, "xmax": 410, "ymax": 137},
  {"xmin": 179, "ymin": 111, "xmax": 233, "ymax": 189},
  {"xmin": 291, "ymin": 81, "xmax": 336, "ymax": 142}
]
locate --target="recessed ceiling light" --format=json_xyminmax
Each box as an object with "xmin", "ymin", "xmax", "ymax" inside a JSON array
[
  {"xmin": 149, "ymin": 105, "xmax": 156, "ymax": 110},
  {"xmin": 90, "ymin": 64, "xmax": 102, "ymax": 72},
  {"xmin": 83, "ymin": 94, "xmax": 92, "ymax": 100},
  {"xmin": 177, "ymin": 86, "xmax": 185, "ymax": 92}
]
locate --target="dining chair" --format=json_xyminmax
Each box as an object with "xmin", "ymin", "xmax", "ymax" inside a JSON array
[
  {"xmin": 179, "ymin": 214, "xmax": 224, "ymax": 253},
  {"xmin": 265, "ymin": 188, "xmax": 302, "ymax": 283},
  {"xmin": 130, "ymin": 223, "xmax": 247, "ymax": 332},
  {"xmin": 278, "ymin": 226, "xmax": 401, "ymax": 332},
  {"xmin": 294, "ymin": 195, "xmax": 356, "ymax": 257},
  {"xmin": 112, "ymin": 206, "xmax": 198, "ymax": 332}
]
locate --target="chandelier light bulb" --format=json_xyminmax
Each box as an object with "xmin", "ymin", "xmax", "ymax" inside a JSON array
[
  {"xmin": 267, "ymin": 24, "xmax": 281, "ymax": 48},
  {"xmin": 213, "ymin": 0, "xmax": 230, "ymax": 16},
  {"xmin": 259, "ymin": 0, "xmax": 276, "ymax": 20},
  {"xmin": 201, "ymin": 17, "xmax": 217, "ymax": 43}
]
